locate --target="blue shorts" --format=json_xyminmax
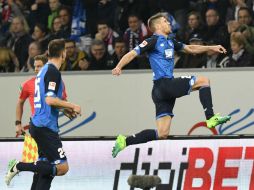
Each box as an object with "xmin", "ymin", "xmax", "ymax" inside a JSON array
[
  {"xmin": 29, "ymin": 122, "xmax": 67, "ymax": 164},
  {"xmin": 152, "ymin": 76, "xmax": 196, "ymax": 119}
]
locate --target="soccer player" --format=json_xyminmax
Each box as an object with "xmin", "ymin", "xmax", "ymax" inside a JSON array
[
  {"xmin": 5, "ymin": 39, "xmax": 81, "ymax": 189},
  {"xmin": 111, "ymin": 13, "xmax": 231, "ymax": 158},
  {"xmin": 15, "ymin": 54, "xmax": 68, "ymax": 190}
]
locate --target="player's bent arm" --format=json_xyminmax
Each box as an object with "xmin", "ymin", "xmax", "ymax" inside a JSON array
[
  {"xmin": 45, "ymin": 96, "xmax": 81, "ymax": 114},
  {"xmin": 183, "ymin": 45, "xmax": 227, "ymax": 54},
  {"xmin": 116, "ymin": 50, "xmax": 138, "ymax": 69}
]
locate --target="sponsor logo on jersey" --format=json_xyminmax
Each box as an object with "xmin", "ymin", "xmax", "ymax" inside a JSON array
[
  {"xmin": 48, "ymin": 82, "xmax": 56, "ymax": 90},
  {"xmin": 139, "ymin": 40, "xmax": 148, "ymax": 48}
]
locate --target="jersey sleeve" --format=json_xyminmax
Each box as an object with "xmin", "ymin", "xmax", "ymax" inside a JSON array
[
  {"xmin": 172, "ymin": 38, "xmax": 185, "ymax": 52},
  {"xmin": 133, "ymin": 36, "xmax": 157, "ymax": 55},
  {"xmin": 19, "ymin": 82, "xmax": 29, "ymax": 100},
  {"xmin": 44, "ymin": 66, "xmax": 61, "ymax": 97}
]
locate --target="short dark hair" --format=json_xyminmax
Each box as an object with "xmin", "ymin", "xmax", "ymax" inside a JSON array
[
  {"xmin": 65, "ymin": 39, "xmax": 76, "ymax": 46},
  {"xmin": 34, "ymin": 23, "xmax": 48, "ymax": 34},
  {"xmin": 97, "ymin": 20, "xmax": 109, "ymax": 27},
  {"xmin": 48, "ymin": 39, "xmax": 65, "ymax": 58},
  {"xmin": 59, "ymin": 5, "xmax": 72, "ymax": 16},
  {"xmin": 113, "ymin": 37, "xmax": 125, "ymax": 48},
  {"xmin": 34, "ymin": 54, "xmax": 48, "ymax": 64},
  {"xmin": 147, "ymin": 12, "xmax": 168, "ymax": 32},
  {"xmin": 238, "ymin": 7, "xmax": 253, "ymax": 18}
]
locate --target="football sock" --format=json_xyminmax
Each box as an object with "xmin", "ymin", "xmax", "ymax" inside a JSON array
[
  {"xmin": 126, "ymin": 129, "xmax": 158, "ymax": 146},
  {"xmin": 16, "ymin": 161, "xmax": 56, "ymax": 176},
  {"xmin": 199, "ymin": 86, "xmax": 214, "ymax": 119}
]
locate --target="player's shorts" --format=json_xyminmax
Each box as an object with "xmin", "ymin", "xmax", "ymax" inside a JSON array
[
  {"xmin": 29, "ymin": 122, "xmax": 67, "ymax": 165},
  {"xmin": 152, "ymin": 76, "xmax": 196, "ymax": 119}
]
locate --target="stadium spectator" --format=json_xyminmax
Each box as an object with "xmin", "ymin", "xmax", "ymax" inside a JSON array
[
  {"xmin": 227, "ymin": 32, "xmax": 254, "ymax": 67},
  {"xmin": 28, "ymin": 0, "xmax": 50, "ymax": 30},
  {"xmin": 61, "ymin": 39, "xmax": 90, "ymax": 71},
  {"xmin": 2, "ymin": 16, "xmax": 32, "ymax": 70},
  {"xmin": 48, "ymin": 0, "xmax": 61, "ymax": 30},
  {"xmin": 88, "ymin": 39, "xmax": 115, "ymax": 70},
  {"xmin": 111, "ymin": 37, "xmax": 127, "ymax": 67},
  {"xmin": 182, "ymin": 33, "xmax": 207, "ymax": 68},
  {"xmin": 25, "ymin": 41, "xmax": 42, "ymax": 72},
  {"xmin": 238, "ymin": 7, "xmax": 254, "ymax": 26},
  {"xmin": 97, "ymin": 0, "xmax": 116, "ymax": 31},
  {"xmin": 58, "ymin": 6, "xmax": 72, "ymax": 38},
  {"xmin": 123, "ymin": 14, "xmax": 150, "ymax": 69},
  {"xmin": 184, "ymin": 11, "xmax": 205, "ymax": 44},
  {"xmin": 227, "ymin": 20, "xmax": 241, "ymax": 34},
  {"xmin": 226, "ymin": 0, "xmax": 248, "ymax": 23},
  {"xmin": 236, "ymin": 23, "xmax": 254, "ymax": 54},
  {"xmin": 0, "ymin": 47, "xmax": 19, "ymax": 72},
  {"xmin": 48, "ymin": 16, "xmax": 62, "ymax": 41},
  {"xmin": 123, "ymin": 14, "xmax": 150, "ymax": 52},
  {"xmin": 206, "ymin": 40, "xmax": 229, "ymax": 68},
  {"xmin": 1, "ymin": 0, "xmax": 25, "ymax": 32},
  {"xmin": 95, "ymin": 20, "xmax": 119, "ymax": 55},
  {"xmin": 204, "ymin": 8, "xmax": 230, "ymax": 50},
  {"xmin": 195, "ymin": 0, "xmax": 229, "ymax": 24},
  {"xmin": 32, "ymin": 23, "xmax": 49, "ymax": 52}
]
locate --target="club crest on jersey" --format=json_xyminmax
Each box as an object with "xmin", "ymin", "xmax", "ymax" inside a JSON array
[
  {"xmin": 48, "ymin": 82, "xmax": 56, "ymax": 90},
  {"xmin": 139, "ymin": 40, "xmax": 148, "ymax": 48}
]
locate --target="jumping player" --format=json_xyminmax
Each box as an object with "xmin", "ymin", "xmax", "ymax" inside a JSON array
[
  {"xmin": 112, "ymin": 13, "xmax": 231, "ymax": 158},
  {"xmin": 5, "ymin": 39, "xmax": 81, "ymax": 189}
]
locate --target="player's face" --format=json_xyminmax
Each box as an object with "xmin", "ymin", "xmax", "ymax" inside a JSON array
[
  {"xmin": 34, "ymin": 60, "xmax": 44, "ymax": 74},
  {"xmin": 159, "ymin": 17, "xmax": 171, "ymax": 35}
]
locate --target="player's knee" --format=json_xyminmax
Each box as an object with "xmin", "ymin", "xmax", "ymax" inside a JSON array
[
  {"xmin": 198, "ymin": 76, "xmax": 210, "ymax": 87},
  {"xmin": 157, "ymin": 130, "xmax": 169, "ymax": 139},
  {"xmin": 56, "ymin": 163, "xmax": 69, "ymax": 176}
]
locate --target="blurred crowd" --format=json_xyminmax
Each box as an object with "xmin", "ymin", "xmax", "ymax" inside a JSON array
[{"xmin": 0, "ymin": 0, "xmax": 254, "ymax": 73}]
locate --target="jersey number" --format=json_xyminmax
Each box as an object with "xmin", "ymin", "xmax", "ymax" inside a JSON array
[
  {"xmin": 58, "ymin": 148, "xmax": 66, "ymax": 158},
  {"xmin": 34, "ymin": 78, "xmax": 41, "ymax": 108}
]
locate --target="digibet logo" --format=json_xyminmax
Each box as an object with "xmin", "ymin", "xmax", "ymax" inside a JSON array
[{"xmin": 113, "ymin": 146, "xmax": 254, "ymax": 190}]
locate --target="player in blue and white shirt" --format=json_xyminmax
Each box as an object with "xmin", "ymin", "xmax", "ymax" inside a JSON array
[
  {"xmin": 5, "ymin": 39, "xmax": 81, "ymax": 189},
  {"xmin": 112, "ymin": 13, "xmax": 231, "ymax": 158}
]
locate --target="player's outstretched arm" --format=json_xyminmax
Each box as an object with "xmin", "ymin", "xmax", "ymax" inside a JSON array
[
  {"xmin": 183, "ymin": 45, "xmax": 227, "ymax": 55},
  {"xmin": 112, "ymin": 50, "xmax": 138, "ymax": 76}
]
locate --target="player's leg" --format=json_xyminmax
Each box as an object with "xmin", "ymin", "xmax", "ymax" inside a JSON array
[
  {"xmin": 156, "ymin": 115, "xmax": 172, "ymax": 139},
  {"xmin": 34, "ymin": 174, "xmax": 54, "ymax": 190},
  {"xmin": 112, "ymin": 80, "xmax": 173, "ymax": 158},
  {"xmin": 5, "ymin": 126, "xmax": 68, "ymax": 186},
  {"xmin": 5, "ymin": 159, "xmax": 57, "ymax": 186},
  {"xmin": 192, "ymin": 76, "xmax": 231, "ymax": 128},
  {"xmin": 191, "ymin": 76, "xmax": 214, "ymax": 119},
  {"xmin": 30, "ymin": 173, "xmax": 39, "ymax": 190},
  {"xmin": 112, "ymin": 129, "xmax": 158, "ymax": 158}
]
